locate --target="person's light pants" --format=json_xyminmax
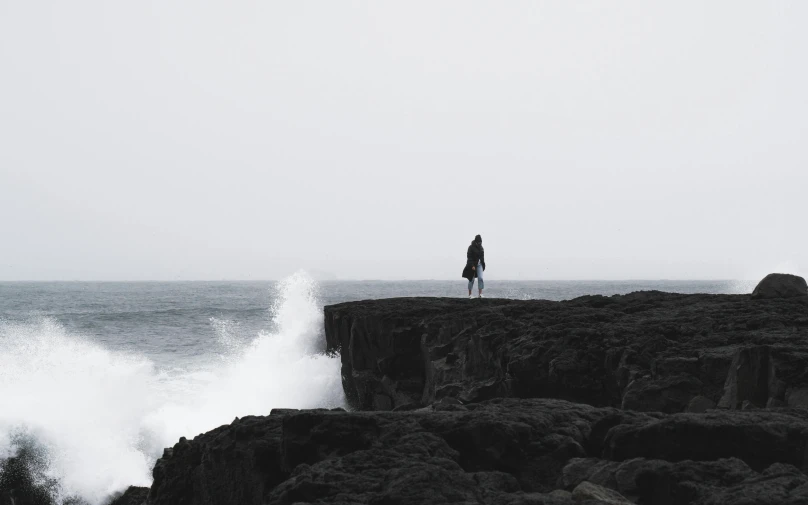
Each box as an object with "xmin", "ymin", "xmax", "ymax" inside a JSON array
[{"xmin": 468, "ymin": 261, "xmax": 484, "ymax": 291}]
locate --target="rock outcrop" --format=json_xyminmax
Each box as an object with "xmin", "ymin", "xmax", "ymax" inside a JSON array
[
  {"xmin": 324, "ymin": 290, "xmax": 808, "ymax": 413},
  {"xmin": 108, "ymin": 487, "xmax": 149, "ymax": 505},
  {"xmin": 752, "ymin": 273, "xmax": 808, "ymax": 299},
  {"xmin": 142, "ymin": 276, "xmax": 808, "ymax": 504},
  {"xmin": 145, "ymin": 399, "xmax": 808, "ymax": 505},
  {"xmin": 0, "ymin": 443, "xmax": 62, "ymax": 505},
  {"xmin": 149, "ymin": 414, "xmax": 287, "ymax": 505},
  {"xmin": 560, "ymin": 457, "xmax": 808, "ymax": 505}
]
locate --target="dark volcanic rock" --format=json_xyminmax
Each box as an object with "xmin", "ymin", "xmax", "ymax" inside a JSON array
[
  {"xmin": 685, "ymin": 395, "xmax": 716, "ymax": 413},
  {"xmin": 0, "ymin": 444, "xmax": 60, "ymax": 505},
  {"xmin": 560, "ymin": 457, "xmax": 808, "ymax": 505},
  {"xmin": 107, "ymin": 486, "xmax": 148, "ymax": 505},
  {"xmin": 752, "ymin": 273, "xmax": 808, "ymax": 299},
  {"xmin": 621, "ymin": 374, "xmax": 703, "ymax": 413},
  {"xmin": 324, "ymin": 290, "xmax": 808, "ymax": 413},
  {"xmin": 149, "ymin": 414, "xmax": 286, "ymax": 505},
  {"xmin": 126, "ymin": 280, "xmax": 808, "ymax": 504},
  {"xmin": 603, "ymin": 410, "xmax": 808, "ymax": 472},
  {"xmin": 570, "ymin": 481, "xmax": 633, "ymax": 504},
  {"xmin": 146, "ymin": 399, "xmax": 808, "ymax": 505},
  {"xmin": 0, "ymin": 447, "xmax": 142, "ymax": 505}
]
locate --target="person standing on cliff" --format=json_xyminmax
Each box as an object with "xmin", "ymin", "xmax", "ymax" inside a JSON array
[{"xmin": 462, "ymin": 235, "xmax": 485, "ymax": 298}]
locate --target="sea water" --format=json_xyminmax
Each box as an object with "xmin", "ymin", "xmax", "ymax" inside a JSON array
[{"xmin": 0, "ymin": 274, "xmax": 755, "ymax": 503}]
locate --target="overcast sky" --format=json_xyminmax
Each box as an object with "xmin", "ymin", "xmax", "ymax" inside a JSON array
[{"xmin": 1, "ymin": 2, "xmax": 806, "ymax": 281}]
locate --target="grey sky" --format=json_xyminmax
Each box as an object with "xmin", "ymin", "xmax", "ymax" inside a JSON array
[{"xmin": 1, "ymin": 1, "xmax": 806, "ymax": 281}]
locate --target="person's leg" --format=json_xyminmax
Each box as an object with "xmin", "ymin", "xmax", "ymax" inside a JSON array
[
  {"xmin": 477, "ymin": 260, "xmax": 484, "ymax": 297},
  {"xmin": 468, "ymin": 277, "xmax": 473, "ymax": 297}
]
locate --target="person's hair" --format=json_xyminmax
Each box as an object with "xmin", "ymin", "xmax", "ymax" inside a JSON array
[{"xmin": 474, "ymin": 234, "xmax": 482, "ymax": 243}]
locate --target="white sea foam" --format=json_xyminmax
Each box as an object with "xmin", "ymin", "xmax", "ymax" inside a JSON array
[{"xmin": 0, "ymin": 271, "xmax": 345, "ymax": 504}]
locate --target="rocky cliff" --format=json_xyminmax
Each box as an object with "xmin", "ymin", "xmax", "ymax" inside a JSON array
[
  {"xmin": 142, "ymin": 399, "xmax": 808, "ymax": 505},
  {"xmin": 324, "ymin": 290, "xmax": 808, "ymax": 414}
]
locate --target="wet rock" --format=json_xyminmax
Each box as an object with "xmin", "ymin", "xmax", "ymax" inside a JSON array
[
  {"xmin": 0, "ymin": 444, "xmax": 62, "ymax": 505},
  {"xmin": 107, "ymin": 486, "xmax": 148, "ymax": 505},
  {"xmin": 149, "ymin": 415, "xmax": 286, "ymax": 505},
  {"xmin": 752, "ymin": 273, "xmax": 808, "ymax": 299}
]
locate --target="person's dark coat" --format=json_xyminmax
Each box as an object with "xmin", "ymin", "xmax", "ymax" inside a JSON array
[{"xmin": 462, "ymin": 239, "xmax": 485, "ymax": 281}]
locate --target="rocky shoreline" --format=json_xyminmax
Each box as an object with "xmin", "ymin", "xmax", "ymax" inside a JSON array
[
  {"xmin": 143, "ymin": 398, "xmax": 808, "ymax": 504},
  {"xmin": 323, "ymin": 283, "xmax": 808, "ymax": 414},
  {"xmin": 3, "ymin": 274, "xmax": 808, "ymax": 504}
]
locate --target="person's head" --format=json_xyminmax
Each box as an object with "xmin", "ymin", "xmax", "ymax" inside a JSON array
[{"xmin": 474, "ymin": 234, "xmax": 482, "ymax": 244}]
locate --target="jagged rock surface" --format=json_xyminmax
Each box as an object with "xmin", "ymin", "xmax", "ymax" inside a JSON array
[
  {"xmin": 149, "ymin": 414, "xmax": 287, "ymax": 505},
  {"xmin": 107, "ymin": 487, "xmax": 148, "ymax": 505},
  {"xmin": 560, "ymin": 456, "xmax": 808, "ymax": 505},
  {"xmin": 0, "ymin": 444, "xmax": 63, "ymax": 505},
  {"xmin": 324, "ymin": 292, "xmax": 808, "ymax": 413},
  {"xmin": 143, "ymin": 283, "xmax": 808, "ymax": 504},
  {"xmin": 145, "ymin": 399, "xmax": 808, "ymax": 505}
]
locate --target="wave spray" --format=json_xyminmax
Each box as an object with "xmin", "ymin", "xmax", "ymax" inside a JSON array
[{"xmin": 0, "ymin": 272, "xmax": 345, "ymax": 504}]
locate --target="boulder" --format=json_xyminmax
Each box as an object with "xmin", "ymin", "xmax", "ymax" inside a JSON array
[{"xmin": 752, "ymin": 273, "xmax": 808, "ymax": 299}]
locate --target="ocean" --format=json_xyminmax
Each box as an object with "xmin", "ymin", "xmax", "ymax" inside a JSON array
[{"xmin": 0, "ymin": 273, "xmax": 756, "ymax": 504}]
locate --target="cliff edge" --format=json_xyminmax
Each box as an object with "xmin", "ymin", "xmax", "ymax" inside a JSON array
[{"xmin": 324, "ymin": 289, "xmax": 808, "ymax": 414}]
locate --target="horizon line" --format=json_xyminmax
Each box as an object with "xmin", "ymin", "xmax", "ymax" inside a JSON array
[{"xmin": 0, "ymin": 278, "xmax": 761, "ymax": 283}]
